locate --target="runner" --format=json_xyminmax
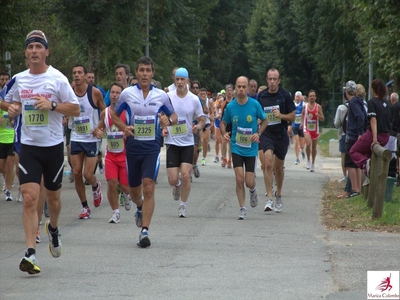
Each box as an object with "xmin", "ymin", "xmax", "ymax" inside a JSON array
[
  {"xmin": 94, "ymin": 82, "xmax": 133, "ymax": 223},
  {"xmin": 7, "ymin": 30, "xmax": 80, "ymax": 274},
  {"xmin": 220, "ymin": 76, "xmax": 267, "ymax": 219},
  {"xmin": 164, "ymin": 67, "xmax": 205, "ymax": 217},
  {"xmin": 301, "ymin": 90, "xmax": 325, "ymax": 172},
  {"xmin": 111, "ymin": 56, "xmax": 177, "ymax": 248},
  {"xmin": 292, "ymin": 91, "xmax": 306, "ymax": 165},
  {"xmin": 70, "ymin": 64, "xmax": 105, "ymax": 219},
  {"xmin": 258, "ymin": 68, "xmax": 295, "ymax": 213}
]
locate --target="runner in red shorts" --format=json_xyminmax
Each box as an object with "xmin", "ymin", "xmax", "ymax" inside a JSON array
[{"xmin": 301, "ymin": 90, "xmax": 325, "ymax": 172}]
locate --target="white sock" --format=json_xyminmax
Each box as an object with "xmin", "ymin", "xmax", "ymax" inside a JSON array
[
  {"xmin": 175, "ymin": 179, "xmax": 182, "ymax": 187},
  {"xmin": 180, "ymin": 201, "xmax": 186, "ymax": 206},
  {"xmin": 113, "ymin": 209, "xmax": 120, "ymax": 214}
]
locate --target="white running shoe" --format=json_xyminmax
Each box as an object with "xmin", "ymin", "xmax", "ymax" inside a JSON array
[
  {"xmin": 44, "ymin": 220, "xmax": 62, "ymax": 258},
  {"xmin": 264, "ymin": 198, "xmax": 274, "ymax": 212},
  {"xmin": 178, "ymin": 205, "xmax": 186, "ymax": 218},
  {"xmin": 310, "ymin": 164, "xmax": 315, "ymax": 172},
  {"xmin": 250, "ymin": 189, "xmax": 258, "ymax": 208},
  {"xmin": 124, "ymin": 194, "xmax": 133, "ymax": 211},
  {"xmin": 172, "ymin": 185, "xmax": 181, "ymax": 201},
  {"xmin": 306, "ymin": 161, "xmax": 311, "ymax": 170},
  {"xmin": 238, "ymin": 207, "xmax": 247, "ymax": 220},
  {"xmin": 109, "ymin": 212, "xmax": 121, "ymax": 224},
  {"xmin": 275, "ymin": 194, "xmax": 283, "ymax": 212}
]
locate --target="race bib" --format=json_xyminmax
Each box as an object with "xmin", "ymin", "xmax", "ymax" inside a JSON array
[
  {"xmin": 171, "ymin": 119, "xmax": 187, "ymax": 137},
  {"xmin": 295, "ymin": 114, "xmax": 302, "ymax": 124},
  {"xmin": 134, "ymin": 115, "xmax": 155, "ymax": 141},
  {"xmin": 264, "ymin": 105, "xmax": 280, "ymax": 126},
  {"xmin": 74, "ymin": 116, "xmax": 91, "ymax": 134},
  {"xmin": 107, "ymin": 131, "xmax": 124, "ymax": 153},
  {"xmin": 24, "ymin": 100, "xmax": 49, "ymax": 128},
  {"xmin": 2, "ymin": 114, "xmax": 12, "ymax": 129},
  {"xmin": 235, "ymin": 127, "xmax": 252, "ymax": 148},
  {"xmin": 308, "ymin": 120, "xmax": 316, "ymax": 131}
]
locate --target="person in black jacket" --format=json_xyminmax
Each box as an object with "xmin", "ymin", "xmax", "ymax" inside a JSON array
[{"xmin": 344, "ymin": 81, "xmax": 367, "ymax": 198}]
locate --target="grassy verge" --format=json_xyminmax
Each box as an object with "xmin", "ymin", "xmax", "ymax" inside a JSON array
[
  {"xmin": 318, "ymin": 129, "xmax": 339, "ymax": 157},
  {"xmin": 322, "ymin": 176, "xmax": 400, "ymax": 233}
]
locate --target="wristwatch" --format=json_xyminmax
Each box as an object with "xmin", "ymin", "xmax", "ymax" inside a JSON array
[
  {"xmin": 168, "ymin": 117, "xmax": 173, "ymax": 125},
  {"xmin": 51, "ymin": 101, "xmax": 57, "ymax": 111}
]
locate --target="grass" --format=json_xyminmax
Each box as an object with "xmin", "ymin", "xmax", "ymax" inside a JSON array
[
  {"xmin": 319, "ymin": 128, "xmax": 400, "ymax": 232},
  {"xmin": 318, "ymin": 129, "xmax": 339, "ymax": 157},
  {"xmin": 322, "ymin": 181, "xmax": 400, "ymax": 232}
]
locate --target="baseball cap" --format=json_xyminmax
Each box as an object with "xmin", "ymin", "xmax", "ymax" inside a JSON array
[
  {"xmin": 345, "ymin": 80, "xmax": 357, "ymax": 94},
  {"xmin": 174, "ymin": 67, "xmax": 189, "ymax": 78}
]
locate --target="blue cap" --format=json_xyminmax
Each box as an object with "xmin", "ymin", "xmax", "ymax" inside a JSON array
[{"xmin": 175, "ymin": 67, "xmax": 189, "ymax": 78}]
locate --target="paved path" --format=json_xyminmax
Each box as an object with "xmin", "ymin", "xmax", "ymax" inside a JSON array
[{"xmin": 0, "ymin": 138, "xmax": 399, "ymax": 299}]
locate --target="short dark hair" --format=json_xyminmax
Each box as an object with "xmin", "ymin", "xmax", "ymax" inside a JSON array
[
  {"xmin": 308, "ymin": 89, "xmax": 316, "ymax": 96},
  {"xmin": 191, "ymin": 80, "xmax": 200, "ymax": 88},
  {"xmin": 114, "ymin": 63, "xmax": 131, "ymax": 75},
  {"xmin": 0, "ymin": 72, "xmax": 10, "ymax": 78},
  {"xmin": 199, "ymin": 87, "xmax": 207, "ymax": 93},
  {"xmin": 72, "ymin": 64, "xmax": 87, "ymax": 74},
  {"xmin": 371, "ymin": 79, "xmax": 387, "ymax": 99},
  {"xmin": 135, "ymin": 56, "xmax": 154, "ymax": 72},
  {"xmin": 109, "ymin": 81, "xmax": 124, "ymax": 91}
]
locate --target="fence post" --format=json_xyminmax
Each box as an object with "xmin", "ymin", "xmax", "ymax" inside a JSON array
[{"xmin": 367, "ymin": 144, "xmax": 391, "ymax": 219}]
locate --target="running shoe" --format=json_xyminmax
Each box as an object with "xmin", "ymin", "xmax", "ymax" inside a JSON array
[
  {"xmin": 301, "ymin": 150, "xmax": 305, "ymax": 160},
  {"xmin": 363, "ymin": 177, "xmax": 370, "ymax": 186},
  {"xmin": 201, "ymin": 158, "xmax": 206, "ymax": 166},
  {"xmin": 172, "ymin": 185, "xmax": 181, "ymax": 201},
  {"xmin": 109, "ymin": 212, "xmax": 121, "ymax": 224},
  {"xmin": 193, "ymin": 165, "xmax": 200, "ymax": 178},
  {"xmin": 338, "ymin": 176, "xmax": 347, "ymax": 183},
  {"xmin": 44, "ymin": 220, "xmax": 62, "ymax": 258},
  {"xmin": 137, "ymin": 230, "xmax": 151, "ymax": 248},
  {"xmin": 17, "ymin": 188, "xmax": 23, "ymax": 202},
  {"xmin": 294, "ymin": 158, "xmax": 300, "ymax": 165},
  {"xmin": 214, "ymin": 156, "xmax": 219, "ymax": 163},
  {"xmin": 238, "ymin": 207, "xmax": 247, "ymax": 220},
  {"xmin": 69, "ymin": 170, "xmax": 74, "ymax": 183},
  {"xmin": 5, "ymin": 190, "xmax": 12, "ymax": 201},
  {"xmin": 227, "ymin": 160, "xmax": 232, "ymax": 169},
  {"xmin": 134, "ymin": 208, "xmax": 142, "ymax": 228},
  {"xmin": 178, "ymin": 204, "xmax": 187, "ymax": 218},
  {"xmin": 275, "ymin": 194, "xmax": 283, "ymax": 212},
  {"xmin": 250, "ymin": 189, "xmax": 258, "ymax": 208},
  {"xmin": 124, "ymin": 194, "xmax": 133, "ymax": 211},
  {"xmin": 19, "ymin": 254, "xmax": 41, "ymax": 275},
  {"xmin": 306, "ymin": 161, "xmax": 311, "ymax": 170},
  {"xmin": 264, "ymin": 198, "xmax": 274, "ymax": 212},
  {"xmin": 221, "ymin": 158, "xmax": 227, "ymax": 168},
  {"xmin": 78, "ymin": 207, "xmax": 91, "ymax": 219},
  {"xmin": 98, "ymin": 160, "xmax": 104, "ymax": 174},
  {"xmin": 92, "ymin": 181, "xmax": 103, "ymax": 207},
  {"xmin": 310, "ymin": 164, "xmax": 315, "ymax": 172},
  {"xmin": 36, "ymin": 229, "xmax": 41, "ymax": 244}
]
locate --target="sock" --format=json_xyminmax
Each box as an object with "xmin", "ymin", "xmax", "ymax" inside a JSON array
[
  {"xmin": 137, "ymin": 204, "xmax": 142, "ymax": 210},
  {"xmin": 249, "ymin": 187, "xmax": 256, "ymax": 193},
  {"xmin": 180, "ymin": 201, "xmax": 186, "ymax": 206},
  {"xmin": 175, "ymin": 179, "xmax": 182, "ymax": 187},
  {"xmin": 48, "ymin": 223, "xmax": 58, "ymax": 233},
  {"xmin": 82, "ymin": 201, "xmax": 88, "ymax": 208},
  {"xmin": 25, "ymin": 248, "xmax": 36, "ymax": 257},
  {"xmin": 142, "ymin": 227, "xmax": 148, "ymax": 232},
  {"xmin": 113, "ymin": 209, "xmax": 120, "ymax": 214},
  {"xmin": 92, "ymin": 183, "xmax": 98, "ymax": 190}
]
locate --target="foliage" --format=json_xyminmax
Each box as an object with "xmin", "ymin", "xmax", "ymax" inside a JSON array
[{"xmin": 2, "ymin": 0, "xmax": 400, "ymax": 96}]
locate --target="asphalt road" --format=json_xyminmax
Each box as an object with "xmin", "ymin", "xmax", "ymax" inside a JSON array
[{"xmin": 0, "ymin": 138, "xmax": 399, "ymax": 300}]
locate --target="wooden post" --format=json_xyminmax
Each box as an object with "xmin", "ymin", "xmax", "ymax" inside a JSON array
[{"xmin": 367, "ymin": 144, "xmax": 391, "ymax": 219}]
